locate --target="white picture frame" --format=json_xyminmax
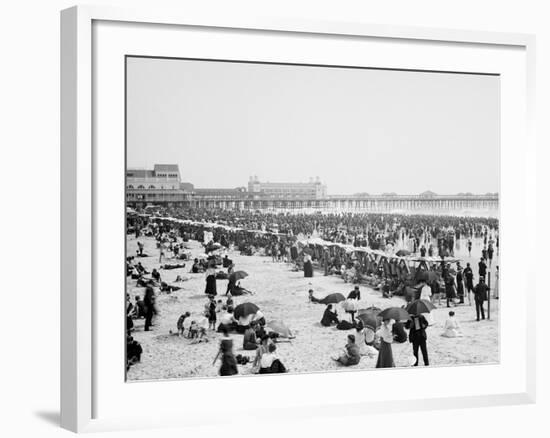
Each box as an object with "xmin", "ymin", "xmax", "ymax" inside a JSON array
[{"xmin": 60, "ymin": 5, "xmax": 536, "ymax": 433}]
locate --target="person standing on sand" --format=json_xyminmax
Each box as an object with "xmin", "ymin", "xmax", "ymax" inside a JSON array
[
  {"xmin": 478, "ymin": 257, "xmax": 487, "ymax": 280},
  {"xmin": 463, "ymin": 263, "xmax": 474, "ymax": 305},
  {"xmin": 444, "ymin": 274, "xmax": 457, "ymax": 308},
  {"xmin": 159, "ymin": 243, "xmax": 165, "ymax": 263},
  {"xmin": 405, "ymin": 314, "xmax": 429, "ymax": 366},
  {"xmin": 143, "ymin": 286, "xmax": 156, "ymax": 331},
  {"xmin": 487, "ymin": 244, "xmax": 494, "ymax": 267},
  {"xmin": 204, "ymin": 262, "xmax": 217, "ymax": 296},
  {"xmin": 376, "ymin": 319, "xmax": 395, "ymax": 368},
  {"xmin": 474, "ymin": 277, "xmax": 489, "ymax": 321},
  {"xmin": 456, "ymin": 266, "xmax": 465, "ymax": 304},
  {"xmin": 206, "ymin": 295, "xmax": 217, "ymax": 330},
  {"xmin": 303, "ymin": 253, "xmax": 313, "ymax": 278}
]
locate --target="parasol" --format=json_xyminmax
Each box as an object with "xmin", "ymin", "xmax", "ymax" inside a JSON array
[
  {"xmin": 266, "ymin": 320, "xmax": 294, "ymax": 338},
  {"xmin": 229, "ymin": 270, "xmax": 249, "ymax": 281},
  {"xmin": 320, "ymin": 293, "xmax": 346, "ymax": 304},
  {"xmin": 342, "ymin": 299, "xmax": 359, "ymax": 312},
  {"xmin": 378, "ymin": 307, "xmax": 411, "ymax": 322},
  {"xmin": 356, "ymin": 311, "xmax": 381, "ymax": 331},
  {"xmin": 407, "ymin": 299, "xmax": 436, "ymax": 315},
  {"xmin": 358, "ymin": 306, "xmax": 381, "ymax": 315},
  {"xmin": 233, "ymin": 302, "xmax": 260, "ymax": 319}
]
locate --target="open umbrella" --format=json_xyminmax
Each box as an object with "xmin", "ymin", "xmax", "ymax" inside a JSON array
[
  {"xmin": 396, "ymin": 249, "xmax": 411, "ymax": 257},
  {"xmin": 319, "ymin": 292, "xmax": 346, "ymax": 304},
  {"xmin": 356, "ymin": 311, "xmax": 381, "ymax": 331},
  {"xmin": 229, "ymin": 270, "xmax": 249, "ymax": 281},
  {"xmin": 266, "ymin": 320, "xmax": 294, "ymax": 338},
  {"xmin": 206, "ymin": 242, "xmax": 223, "ymax": 252},
  {"xmin": 407, "ymin": 299, "xmax": 436, "ymax": 315},
  {"xmin": 378, "ymin": 307, "xmax": 411, "ymax": 322},
  {"xmin": 342, "ymin": 299, "xmax": 359, "ymax": 312},
  {"xmin": 415, "ymin": 270, "xmax": 430, "ymax": 282},
  {"xmin": 358, "ymin": 306, "xmax": 381, "ymax": 316},
  {"xmin": 233, "ymin": 302, "xmax": 260, "ymax": 319},
  {"xmin": 302, "ymin": 247, "xmax": 314, "ymax": 255}
]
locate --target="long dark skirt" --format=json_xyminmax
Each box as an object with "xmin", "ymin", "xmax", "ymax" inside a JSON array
[
  {"xmin": 219, "ymin": 353, "xmax": 238, "ymax": 376},
  {"xmin": 457, "ymin": 281, "xmax": 465, "ymax": 297},
  {"xmin": 205, "ymin": 274, "xmax": 217, "ymax": 295},
  {"xmin": 304, "ymin": 260, "xmax": 313, "ymax": 278},
  {"xmin": 376, "ymin": 340, "xmax": 395, "ymax": 368}
]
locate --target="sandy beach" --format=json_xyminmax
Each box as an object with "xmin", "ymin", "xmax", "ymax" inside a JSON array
[{"xmin": 126, "ymin": 234, "xmax": 499, "ymax": 381}]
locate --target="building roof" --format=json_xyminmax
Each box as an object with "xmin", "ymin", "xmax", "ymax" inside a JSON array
[
  {"xmin": 126, "ymin": 169, "xmax": 155, "ymax": 178},
  {"xmin": 180, "ymin": 182, "xmax": 195, "ymax": 191},
  {"xmin": 419, "ymin": 190, "xmax": 437, "ymax": 197},
  {"xmin": 154, "ymin": 164, "xmax": 180, "ymax": 173},
  {"xmin": 194, "ymin": 187, "xmax": 246, "ymax": 194}
]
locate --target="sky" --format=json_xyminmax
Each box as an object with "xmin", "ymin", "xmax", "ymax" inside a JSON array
[{"xmin": 126, "ymin": 56, "xmax": 500, "ymax": 195}]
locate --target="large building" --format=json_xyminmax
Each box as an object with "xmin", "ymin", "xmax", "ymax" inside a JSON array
[
  {"xmin": 126, "ymin": 164, "xmax": 191, "ymax": 206},
  {"xmin": 247, "ymin": 176, "xmax": 327, "ymax": 199},
  {"xmin": 193, "ymin": 187, "xmax": 247, "ymax": 199}
]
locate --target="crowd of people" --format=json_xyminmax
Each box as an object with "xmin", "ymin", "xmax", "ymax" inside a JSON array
[{"xmin": 126, "ymin": 207, "xmax": 499, "ymax": 376}]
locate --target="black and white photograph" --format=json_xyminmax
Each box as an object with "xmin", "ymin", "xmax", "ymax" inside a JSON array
[{"xmin": 125, "ymin": 56, "xmax": 500, "ymax": 381}]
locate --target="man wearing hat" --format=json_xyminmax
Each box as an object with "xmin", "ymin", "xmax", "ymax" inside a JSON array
[{"xmin": 473, "ymin": 277, "xmax": 489, "ymax": 321}]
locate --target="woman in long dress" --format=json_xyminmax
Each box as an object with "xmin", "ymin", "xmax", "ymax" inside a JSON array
[
  {"xmin": 376, "ymin": 319, "xmax": 396, "ymax": 368},
  {"xmin": 204, "ymin": 265, "xmax": 217, "ymax": 296},
  {"xmin": 303, "ymin": 253, "xmax": 313, "ymax": 278}
]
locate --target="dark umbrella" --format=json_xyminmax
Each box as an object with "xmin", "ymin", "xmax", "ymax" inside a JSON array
[
  {"xmin": 396, "ymin": 249, "xmax": 411, "ymax": 257},
  {"xmin": 233, "ymin": 302, "xmax": 260, "ymax": 319},
  {"xmin": 407, "ymin": 299, "xmax": 436, "ymax": 315},
  {"xmin": 302, "ymin": 247, "xmax": 314, "ymax": 255},
  {"xmin": 229, "ymin": 270, "xmax": 249, "ymax": 281},
  {"xmin": 416, "ymin": 270, "xmax": 429, "ymax": 282},
  {"xmin": 359, "ymin": 306, "xmax": 381, "ymax": 314},
  {"xmin": 321, "ymin": 292, "xmax": 346, "ymax": 304},
  {"xmin": 206, "ymin": 242, "xmax": 222, "ymax": 251},
  {"xmin": 357, "ymin": 311, "xmax": 381, "ymax": 331},
  {"xmin": 378, "ymin": 307, "xmax": 411, "ymax": 322}
]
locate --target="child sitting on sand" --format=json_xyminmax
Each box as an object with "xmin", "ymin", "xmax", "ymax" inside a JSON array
[{"xmin": 188, "ymin": 320, "xmax": 199, "ymax": 339}]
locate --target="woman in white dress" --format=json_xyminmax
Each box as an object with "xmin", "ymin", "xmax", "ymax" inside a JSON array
[{"xmin": 442, "ymin": 311, "xmax": 463, "ymax": 338}]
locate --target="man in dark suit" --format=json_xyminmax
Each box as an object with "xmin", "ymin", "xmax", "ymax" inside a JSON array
[
  {"xmin": 478, "ymin": 258, "xmax": 487, "ymax": 280},
  {"xmin": 405, "ymin": 314, "xmax": 429, "ymax": 366},
  {"xmin": 474, "ymin": 277, "xmax": 489, "ymax": 321}
]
